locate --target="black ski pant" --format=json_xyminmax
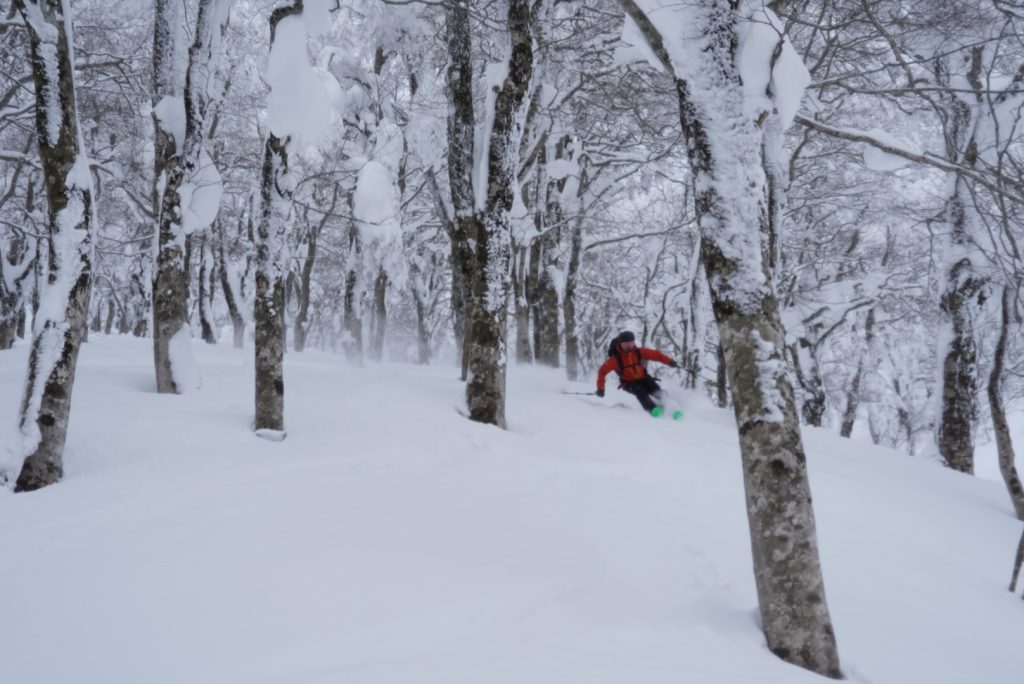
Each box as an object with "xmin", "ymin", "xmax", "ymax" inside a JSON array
[{"xmin": 622, "ymin": 376, "xmax": 663, "ymax": 412}]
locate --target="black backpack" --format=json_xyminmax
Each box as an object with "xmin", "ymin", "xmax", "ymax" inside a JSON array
[{"xmin": 607, "ymin": 334, "xmax": 645, "ymax": 379}]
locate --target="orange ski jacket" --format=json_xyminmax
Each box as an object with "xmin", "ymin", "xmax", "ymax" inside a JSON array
[{"xmin": 597, "ymin": 345, "xmax": 673, "ymax": 391}]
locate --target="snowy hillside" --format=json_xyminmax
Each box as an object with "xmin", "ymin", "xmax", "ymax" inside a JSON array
[{"xmin": 0, "ymin": 336, "xmax": 1020, "ymax": 683}]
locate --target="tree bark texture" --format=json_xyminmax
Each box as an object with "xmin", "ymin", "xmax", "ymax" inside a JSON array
[
  {"xmin": 464, "ymin": 0, "xmax": 536, "ymax": 427},
  {"xmin": 562, "ymin": 214, "xmax": 583, "ymax": 381},
  {"xmin": 936, "ymin": 48, "xmax": 985, "ymax": 475},
  {"xmin": 254, "ymin": 134, "xmax": 290, "ymax": 433},
  {"xmin": 840, "ymin": 308, "xmax": 875, "ymax": 438},
  {"xmin": 216, "ymin": 219, "xmax": 246, "ymax": 348},
  {"xmin": 444, "ymin": 1, "xmax": 479, "ymax": 381},
  {"xmin": 294, "ymin": 193, "xmax": 332, "ymax": 352},
  {"xmin": 10, "ymin": 0, "xmax": 95, "ymax": 492},
  {"xmin": 514, "ymin": 244, "xmax": 533, "ymax": 363},
  {"xmin": 988, "ymin": 288, "xmax": 1024, "ymax": 520},
  {"xmin": 1011, "ymin": 526, "xmax": 1024, "ymax": 595},
  {"xmin": 370, "ymin": 266, "xmax": 387, "ymax": 361},
  {"xmin": 152, "ymin": 0, "xmax": 226, "ymax": 392},
  {"xmin": 198, "ymin": 233, "xmax": 216, "ymax": 344},
  {"xmin": 533, "ymin": 141, "xmax": 565, "ymax": 368},
  {"xmin": 342, "ymin": 228, "xmax": 364, "ymax": 364},
  {"xmin": 618, "ymin": 0, "xmax": 842, "ymax": 676}
]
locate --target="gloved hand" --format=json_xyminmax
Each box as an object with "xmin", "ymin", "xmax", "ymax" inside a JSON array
[
  {"xmin": 668, "ymin": 360, "xmax": 680, "ymax": 369},
  {"xmin": 595, "ymin": 388, "xmax": 605, "ymax": 398}
]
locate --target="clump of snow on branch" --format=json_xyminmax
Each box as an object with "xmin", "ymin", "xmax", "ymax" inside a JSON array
[
  {"xmin": 862, "ymin": 128, "xmax": 919, "ymax": 171},
  {"xmin": 180, "ymin": 149, "xmax": 224, "ymax": 234},
  {"xmin": 353, "ymin": 160, "xmax": 401, "ymax": 241},
  {"xmin": 736, "ymin": 8, "xmax": 809, "ymax": 129},
  {"xmin": 152, "ymin": 96, "xmax": 185, "ymax": 151},
  {"xmin": 266, "ymin": 11, "xmax": 332, "ymax": 144}
]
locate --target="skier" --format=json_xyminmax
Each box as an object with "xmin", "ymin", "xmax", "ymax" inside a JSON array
[{"xmin": 596, "ymin": 330, "xmax": 681, "ymax": 417}]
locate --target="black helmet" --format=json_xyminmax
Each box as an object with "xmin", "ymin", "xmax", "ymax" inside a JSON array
[{"xmin": 618, "ymin": 330, "xmax": 635, "ymax": 343}]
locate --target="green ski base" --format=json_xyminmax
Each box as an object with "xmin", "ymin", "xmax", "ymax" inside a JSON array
[{"xmin": 650, "ymin": 407, "xmax": 684, "ymax": 420}]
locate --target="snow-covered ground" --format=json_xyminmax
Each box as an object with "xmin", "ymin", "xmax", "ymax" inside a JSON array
[{"xmin": 0, "ymin": 335, "xmax": 1020, "ymax": 683}]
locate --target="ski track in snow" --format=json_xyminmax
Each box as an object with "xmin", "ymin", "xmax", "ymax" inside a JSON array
[{"xmin": 0, "ymin": 335, "xmax": 1020, "ymax": 683}]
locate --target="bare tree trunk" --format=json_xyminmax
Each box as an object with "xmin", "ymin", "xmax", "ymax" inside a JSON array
[
  {"xmin": 716, "ymin": 342, "xmax": 728, "ymax": 409},
  {"xmin": 216, "ymin": 219, "xmax": 246, "ymax": 348},
  {"xmin": 293, "ymin": 191, "xmax": 332, "ymax": 352},
  {"xmin": 619, "ymin": 1, "xmax": 841, "ymax": 676},
  {"xmin": 563, "ymin": 214, "xmax": 583, "ymax": 380},
  {"xmin": 198, "ymin": 233, "xmax": 217, "ymax": 344},
  {"xmin": 841, "ymin": 308, "xmax": 875, "ymax": 438},
  {"xmin": 342, "ymin": 227, "xmax": 364, "ymax": 365},
  {"xmin": 464, "ymin": 0, "xmax": 537, "ymax": 427},
  {"xmin": 1011, "ymin": 527, "xmax": 1024, "ymax": 595},
  {"xmin": 370, "ymin": 266, "xmax": 387, "ymax": 361},
  {"xmin": 9, "ymin": 0, "xmax": 94, "ymax": 492},
  {"xmin": 988, "ymin": 288, "xmax": 1024, "ymax": 520},
  {"xmin": 514, "ymin": 244, "xmax": 532, "ymax": 363},
  {"xmin": 414, "ymin": 286, "xmax": 431, "ymax": 364},
  {"xmin": 103, "ymin": 297, "xmax": 116, "ymax": 335}
]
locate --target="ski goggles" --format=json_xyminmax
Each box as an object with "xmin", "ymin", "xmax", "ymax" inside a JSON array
[{"xmin": 620, "ymin": 341, "xmax": 636, "ymax": 350}]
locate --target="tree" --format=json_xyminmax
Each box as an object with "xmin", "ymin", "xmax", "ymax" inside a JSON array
[
  {"xmin": 254, "ymin": 0, "xmax": 332, "ymax": 435},
  {"xmin": 463, "ymin": 0, "xmax": 542, "ymax": 426},
  {"xmin": 618, "ymin": 0, "xmax": 842, "ymax": 676},
  {"xmin": 152, "ymin": 0, "xmax": 229, "ymax": 393},
  {"xmin": 5, "ymin": 0, "xmax": 95, "ymax": 492}
]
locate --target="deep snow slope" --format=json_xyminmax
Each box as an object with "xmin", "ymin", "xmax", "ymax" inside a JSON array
[{"xmin": 0, "ymin": 336, "xmax": 1020, "ymax": 684}]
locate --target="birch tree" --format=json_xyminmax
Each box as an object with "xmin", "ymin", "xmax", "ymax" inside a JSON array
[
  {"xmin": 617, "ymin": 0, "xmax": 842, "ymax": 676},
  {"xmin": 5, "ymin": 0, "xmax": 94, "ymax": 492}
]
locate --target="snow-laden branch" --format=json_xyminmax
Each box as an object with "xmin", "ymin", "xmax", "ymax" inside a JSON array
[{"xmin": 794, "ymin": 113, "xmax": 1024, "ymax": 205}]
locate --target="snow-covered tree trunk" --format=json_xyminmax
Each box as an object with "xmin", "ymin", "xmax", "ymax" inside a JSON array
[
  {"xmin": 935, "ymin": 49, "xmax": 985, "ymax": 475},
  {"xmin": 152, "ymin": 0, "xmax": 227, "ymax": 393},
  {"xmin": 1, "ymin": 234, "xmax": 32, "ymax": 350},
  {"xmin": 293, "ymin": 222, "xmax": 317, "ymax": 353},
  {"xmin": 533, "ymin": 139, "xmax": 566, "ymax": 368},
  {"xmin": 150, "ymin": 0, "xmax": 181, "ymax": 389},
  {"xmin": 620, "ymin": 0, "xmax": 841, "ymax": 676},
  {"xmin": 988, "ymin": 288, "xmax": 1024, "ymax": 521},
  {"xmin": 444, "ymin": 0, "xmax": 480, "ymax": 381},
  {"xmin": 464, "ymin": 0, "xmax": 537, "ymax": 426},
  {"xmin": 7, "ymin": 0, "xmax": 95, "ymax": 492},
  {"xmin": 254, "ymin": 131, "xmax": 290, "ymax": 433},
  {"xmin": 145, "ymin": 0, "xmax": 179, "ymax": 344},
  {"xmin": 254, "ymin": 0, "xmax": 330, "ymax": 433}
]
